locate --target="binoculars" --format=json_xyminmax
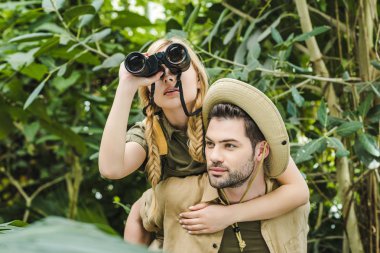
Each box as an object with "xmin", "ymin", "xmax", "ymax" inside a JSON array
[{"xmin": 124, "ymin": 43, "xmax": 191, "ymax": 77}]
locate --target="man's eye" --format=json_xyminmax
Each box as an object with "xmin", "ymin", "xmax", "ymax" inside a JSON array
[{"xmin": 225, "ymin": 144, "xmax": 236, "ymax": 149}]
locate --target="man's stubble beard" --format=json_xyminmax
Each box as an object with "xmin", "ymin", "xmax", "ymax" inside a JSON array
[{"xmin": 207, "ymin": 156, "xmax": 255, "ymax": 189}]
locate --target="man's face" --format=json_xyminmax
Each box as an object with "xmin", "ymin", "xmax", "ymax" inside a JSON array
[{"xmin": 205, "ymin": 117, "xmax": 256, "ymax": 189}]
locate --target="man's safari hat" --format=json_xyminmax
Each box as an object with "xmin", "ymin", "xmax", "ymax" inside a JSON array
[{"xmin": 202, "ymin": 78, "xmax": 289, "ymax": 178}]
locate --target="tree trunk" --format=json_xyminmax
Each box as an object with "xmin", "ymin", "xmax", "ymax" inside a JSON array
[{"xmin": 294, "ymin": 1, "xmax": 365, "ymax": 252}]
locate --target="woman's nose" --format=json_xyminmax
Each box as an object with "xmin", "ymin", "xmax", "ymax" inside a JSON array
[{"xmin": 162, "ymin": 67, "xmax": 176, "ymax": 84}]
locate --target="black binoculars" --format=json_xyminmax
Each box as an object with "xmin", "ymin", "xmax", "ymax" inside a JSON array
[{"xmin": 124, "ymin": 43, "xmax": 191, "ymax": 77}]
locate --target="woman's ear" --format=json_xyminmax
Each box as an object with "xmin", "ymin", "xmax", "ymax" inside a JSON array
[{"xmin": 196, "ymin": 75, "xmax": 201, "ymax": 89}]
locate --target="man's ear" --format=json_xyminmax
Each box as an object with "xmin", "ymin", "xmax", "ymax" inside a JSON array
[{"xmin": 256, "ymin": 141, "xmax": 269, "ymax": 161}]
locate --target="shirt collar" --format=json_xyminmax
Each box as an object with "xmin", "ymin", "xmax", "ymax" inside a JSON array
[
  {"xmin": 201, "ymin": 174, "xmax": 220, "ymax": 203},
  {"xmin": 160, "ymin": 115, "xmax": 184, "ymax": 140}
]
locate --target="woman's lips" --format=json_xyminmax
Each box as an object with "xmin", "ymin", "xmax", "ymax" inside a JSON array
[{"xmin": 164, "ymin": 88, "xmax": 180, "ymax": 95}]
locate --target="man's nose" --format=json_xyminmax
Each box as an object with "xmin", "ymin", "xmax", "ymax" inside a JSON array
[{"xmin": 208, "ymin": 146, "xmax": 224, "ymax": 164}]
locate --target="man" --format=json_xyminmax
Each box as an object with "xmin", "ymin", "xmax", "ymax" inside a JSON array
[{"xmin": 140, "ymin": 78, "xmax": 309, "ymax": 253}]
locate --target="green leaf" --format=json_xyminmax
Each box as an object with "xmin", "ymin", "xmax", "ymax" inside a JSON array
[
  {"xmin": 52, "ymin": 71, "xmax": 81, "ymax": 93},
  {"xmin": 20, "ymin": 63, "xmax": 49, "ymax": 81},
  {"xmin": 166, "ymin": 18, "xmax": 182, "ymax": 32},
  {"xmin": 42, "ymin": 0, "xmax": 65, "ymax": 13},
  {"xmin": 112, "ymin": 11, "xmax": 152, "ymax": 28},
  {"xmin": 93, "ymin": 53, "xmax": 125, "ymax": 71},
  {"xmin": 336, "ymin": 121, "xmax": 362, "ymax": 137},
  {"xmin": 34, "ymin": 37, "xmax": 60, "ymax": 57},
  {"xmin": 291, "ymin": 87, "xmax": 305, "ymax": 107},
  {"xmin": 293, "ymin": 26, "xmax": 331, "ymax": 42},
  {"xmin": 287, "ymin": 100, "xmax": 297, "ymax": 117},
  {"xmin": 79, "ymin": 0, "xmax": 104, "ymax": 28},
  {"xmin": 342, "ymin": 71, "xmax": 350, "ymax": 80},
  {"xmin": 358, "ymin": 133, "xmax": 380, "ymax": 157},
  {"xmin": 24, "ymin": 122, "xmax": 40, "ymax": 142},
  {"xmin": 90, "ymin": 28, "xmax": 111, "ymax": 42},
  {"xmin": 295, "ymin": 137, "xmax": 327, "ymax": 163},
  {"xmin": 358, "ymin": 92, "xmax": 373, "ymax": 117},
  {"xmin": 40, "ymin": 121, "xmax": 87, "ymax": 154},
  {"xmin": 367, "ymin": 105, "xmax": 380, "ymax": 123},
  {"xmin": 327, "ymin": 137, "xmax": 350, "ymax": 157},
  {"xmin": 6, "ymin": 48, "xmax": 38, "ymax": 71},
  {"xmin": 370, "ymin": 60, "xmax": 380, "ymax": 70},
  {"xmin": 271, "ymin": 27, "xmax": 283, "ymax": 43},
  {"xmin": 63, "ymin": 5, "xmax": 96, "ymax": 23},
  {"xmin": 57, "ymin": 64, "xmax": 67, "ymax": 77},
  {"xmin": 223, "ymin": 20, "xmax": 241, "ymax": 45},
  {"xmin": 9, "ymin": 33, "xmax": 53, "ymax": 43},
  {"xmin": 24, "ymin": 79, "xmax": 47, "ymax": 110},
  {"xmin": 201, "ymin": 8, "xmax": 228, "ymax": 46},
  {"xmin": 247, "ymin": 41, "xmax": 261, "ymax": 61},
  {"xmin": 184, "ymin": 4, "xmax": 200, "ymax": 32},
  {"xmin": 0, "ymin": 217, "xmax": 151, "ymax": 253},
  {"xmin": 206, "ymin": 67, "xmax": 224, "ymax": 78},
  {"xmin": 317, "ymin": 100, "xmax": 328, "ymax": 128}
]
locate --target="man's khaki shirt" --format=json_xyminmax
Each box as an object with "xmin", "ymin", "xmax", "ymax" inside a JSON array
[{"xmin": 141, "ymin": 173, "xmax": 310, "ymax": 253}]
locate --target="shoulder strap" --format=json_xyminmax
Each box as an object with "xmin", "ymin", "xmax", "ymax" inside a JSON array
[{"xmin": 143, "ymin": 117, "xmax": 168, "ymax": 156}]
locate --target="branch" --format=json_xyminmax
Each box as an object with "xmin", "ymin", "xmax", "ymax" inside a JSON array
[{"xmin": 195, "ymin": 45, "xmax": 360, "ymax": 85}]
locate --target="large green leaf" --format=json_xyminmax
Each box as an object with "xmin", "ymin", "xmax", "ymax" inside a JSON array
[
  {"xmin": 336, "ymin": 121, "xmax": 362, "ymax": 137},
  {"xmin": 6, "ymin": 48, "xmax": 38, "ymax": 71},
  {"xmin": 89, "ymin": 28, "xmax": 111, "ymax": 42},
  {"xmin": 201, "ymin": 8, "xmax": 228, "ymax": 46},
  {"xmin": 0, "ymin": 217, "xmax": 150, "ymax": 253},
  {"xmin": 52, "ymin": 71, "xmax": 81, "ymax": 93},
  {"xmin": 358, "ymin": 133, "xmax": 380, "ymax": 157},
  {"xmin": 20, "ymin": 63, "xmax": 49, "ymax": 81},
  {"xmin": 184, "ymin": 4, "xmax": 200, "ymax": 33}
]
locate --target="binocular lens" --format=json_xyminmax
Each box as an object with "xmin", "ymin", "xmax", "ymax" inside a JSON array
[
  {"xmin": 125, "ymin": 53, "xmax": 145, "ymax": 73},
  {"xmin": 167, "ymin": 44, "xmax": 186, "ymax": 64}
]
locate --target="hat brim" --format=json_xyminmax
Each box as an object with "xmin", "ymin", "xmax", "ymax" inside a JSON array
[{"xmin": 202, "ymin": 78, "xmax": 289, "ymax": 178}]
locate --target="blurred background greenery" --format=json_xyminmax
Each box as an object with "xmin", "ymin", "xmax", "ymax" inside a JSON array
[{"xmin": 0, "ymin": 0, "xmax": 379, "ymax": 252}]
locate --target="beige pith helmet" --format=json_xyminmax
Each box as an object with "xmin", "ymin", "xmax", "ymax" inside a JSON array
[{"xmin": 202, "ymin": 78, "xmax": 290, "ymax": 178}]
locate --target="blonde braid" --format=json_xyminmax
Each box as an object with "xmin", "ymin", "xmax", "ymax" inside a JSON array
[
  {"xmin": 144, "ymin": 108, "xmax": 162, "ymax": 188},
  {"xmin": 187, "ymin": 92, "xmax": 205, "ymax": 162}
]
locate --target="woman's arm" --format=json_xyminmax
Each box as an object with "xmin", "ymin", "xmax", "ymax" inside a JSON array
[
  {"xmin": 98, "ymin": 63, "xmax": 162, "ymax": 179},
  {"xmin": 179, "ymin": 157, "xmax": 309, "ymax": 234}
]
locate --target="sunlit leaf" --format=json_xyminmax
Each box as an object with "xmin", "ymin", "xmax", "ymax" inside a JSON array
[
  {"xmin": 42, "ymin": 0, "xmax": 65, "ymax": 13},
  {"xmin": 9, "ymin": 33, "xmax": 53, "ymax": 43},
  {"xmin": 93, "ymin": 53, "xmax": 124, "ymax": 71}
]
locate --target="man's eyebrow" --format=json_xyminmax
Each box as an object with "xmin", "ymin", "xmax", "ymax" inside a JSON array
[{"xmin": 205, "ymin": 136, "xmax": 240, "ymax": 143}]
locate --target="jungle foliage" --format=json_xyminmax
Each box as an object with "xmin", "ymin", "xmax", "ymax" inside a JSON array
[{"xmin": 0, "ymin": 0, "xmax": 379, "ymax": 252}]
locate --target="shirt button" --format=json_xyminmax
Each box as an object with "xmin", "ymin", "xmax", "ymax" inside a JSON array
[{"xmin": 212, "ymin": 243, "xmax": 218, "ymax": 249}]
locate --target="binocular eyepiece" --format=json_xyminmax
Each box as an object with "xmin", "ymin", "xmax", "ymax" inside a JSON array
[{"xmin": 124, "ymin": 43, "xmax": 191, "ymax": 77}]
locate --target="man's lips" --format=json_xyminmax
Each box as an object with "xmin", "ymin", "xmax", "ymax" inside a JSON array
[
  {"xmin": 209, "ymin": 167, "xmax": 228, "ymax": 176},
  {"xmin": 163, "ymin": 87, "xmax": 179, "ymax": 95}
]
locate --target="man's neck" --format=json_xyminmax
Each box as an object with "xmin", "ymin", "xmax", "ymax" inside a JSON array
[{"xmin": 222, "ymin": 172, "xmax": 266, "ymax": 204}]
